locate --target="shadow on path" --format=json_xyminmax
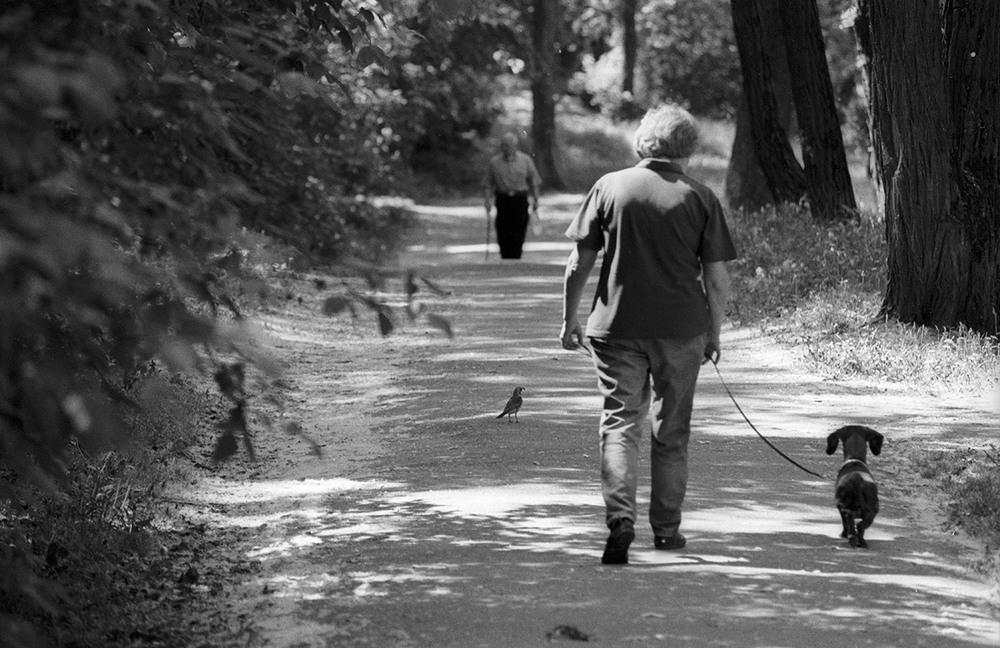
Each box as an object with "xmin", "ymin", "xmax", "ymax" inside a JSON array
[{"xmin": 185, "ymin": 197, "xmax": 999, "ymax": 647}]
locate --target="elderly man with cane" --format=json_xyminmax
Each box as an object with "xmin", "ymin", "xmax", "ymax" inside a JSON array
[
  {"xmin": 483, "ymin": 133, "xmax": 542, "ymax": 260},
  {"xmin": 560, "ymin": 104, "xmax": 737, "ymax": 565}
]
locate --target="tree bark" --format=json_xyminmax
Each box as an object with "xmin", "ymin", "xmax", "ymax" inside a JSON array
[
  {"xmin": 729, "ymin": 0, "xmax": 807, "ymax": 205},
  {"xmin": 725, "ymin": 0, "xmax": 795, "ymax": 212},
  {"xmin": 530, "ymin": 0, "xmax": 565, "ymax": 190},
  {"xmin": 778, "ymin": 0, "xmax": 857, "ymax": 220},
  {"xmin": 858, "ymin": 0, "xmax": 1000, "ymax": 334}
]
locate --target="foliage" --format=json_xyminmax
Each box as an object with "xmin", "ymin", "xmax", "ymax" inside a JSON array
[
  {"xmin": 909, "ymin": 446, "xmax": 1000, "ymax": 549},
  {"xmin": 726, "ymin": 202, "xmax": 999, "ymax": 391},
  {"xmin": 565, "ymin": 0, "xmax": 865, "ymax": 126},
  {"xmin": 0, "ymin": 370, "xmax": 224, "ymax": 646},
  {"xmin": 637, "ymin": 0, "xmax": 742, "ymax": 118},
  {"xmin": 382, "ymin": 10, "xmax": 505, "ymax": 160},
  {"xmin": 727, "ymin": 202, "xmax": 885, "ymax": 321},
  {"xmin": 0, "ymin": 0, "xmax": 447, "ymax": 644},
  {"xmin": 322, "ymin": 269, "xmax": 455, "ymax": 339}
]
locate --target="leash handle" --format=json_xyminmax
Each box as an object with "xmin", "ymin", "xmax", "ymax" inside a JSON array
[{"xmin": 710, "ymin": 360, "xmax": 827, "ymax": 480}]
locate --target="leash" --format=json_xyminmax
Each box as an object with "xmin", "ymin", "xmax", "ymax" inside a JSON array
[
  {"xmin": 708, "ymin": 359, "xmax": 827, "ymax": 479},
  {"xmin": 570, "ymin": 341, "xmax": 823, "ymax": 478}
]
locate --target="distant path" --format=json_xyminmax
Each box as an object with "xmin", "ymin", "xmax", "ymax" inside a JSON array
[{"xmin": 186, "ymin": 196, "xmax": 999, "ymax": 647}]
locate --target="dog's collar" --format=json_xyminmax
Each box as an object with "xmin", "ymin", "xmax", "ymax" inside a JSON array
[{"xmin": 841, "ymin": 458, "xmax": 868, "ymax": 469}]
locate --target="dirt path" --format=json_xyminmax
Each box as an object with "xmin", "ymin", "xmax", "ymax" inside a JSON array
[{"xmin": 180, "ymin": 197, "xmax": 999, "ymax": 647}]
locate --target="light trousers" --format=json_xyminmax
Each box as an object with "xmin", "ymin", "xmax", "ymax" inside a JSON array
[{"xmin": 590, "ymin": 334, "xmax": 706, "ymax": 538}]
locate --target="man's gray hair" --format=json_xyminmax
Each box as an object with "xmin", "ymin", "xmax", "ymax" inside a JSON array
[{"xmin": 633, "ymin": 104, "xmax": 700, "ymax": 159}]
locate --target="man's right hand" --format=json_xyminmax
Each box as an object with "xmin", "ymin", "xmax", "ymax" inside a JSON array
[{"xmin": 703, "ymin": 334, "xmax": 721, "ymax": 365}]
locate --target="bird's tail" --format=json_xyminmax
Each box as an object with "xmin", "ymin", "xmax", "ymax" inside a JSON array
[{"xmin": 496, "ymin": 412, "xmax": 505, "ymax": 419}]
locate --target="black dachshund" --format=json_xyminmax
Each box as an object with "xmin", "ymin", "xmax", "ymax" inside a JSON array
[{"xmin": 826, "ymin": 425, "xmax": 884, "ymax": 548}]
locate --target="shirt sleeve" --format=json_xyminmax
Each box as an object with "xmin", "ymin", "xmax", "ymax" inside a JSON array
[
  {"xmin": 565, "ymin": 182, "xmax": 605, "ymax": 251},
  {"xmin": 698, "ymin": 192, "xmax": 738, "ymax": 262}
]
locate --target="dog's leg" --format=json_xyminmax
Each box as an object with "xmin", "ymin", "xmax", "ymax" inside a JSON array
[
  {"xmin": 855, "ymin": 513, "xmax": 875, "ymax": 549},
  {"xmin": 838, "ymin": 507, "xmax": 854, "ymax": 540}
]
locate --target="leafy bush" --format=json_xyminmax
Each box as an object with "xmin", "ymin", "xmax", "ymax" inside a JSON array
[
  {"xmin": 284, "ymin": 196, "xmax": 416, "ymax": 264},
  {"xmin": 0, "ymin": 0, "xmax": 417, "ymax": 644}
]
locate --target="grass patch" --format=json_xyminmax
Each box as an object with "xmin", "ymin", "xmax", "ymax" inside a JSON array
[
  {"xmin": 787, "ymin": 296, "xmax": 1000, "ymax": 388},
  {"xmin": 727, "ymin": 202, "xmax": 886, "ymax": 320},
  {"xmin": 908, "ymin": 446, "xmax": 1000, "ymax": 562},
  {"xmin": 724, "ymin": 202, "xmax": 999, "ymax": 391}
]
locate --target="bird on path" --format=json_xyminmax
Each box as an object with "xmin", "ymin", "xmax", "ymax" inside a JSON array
[{"xmin": 496, "ymin": 387, "xmax": 525, "ymax": 423}]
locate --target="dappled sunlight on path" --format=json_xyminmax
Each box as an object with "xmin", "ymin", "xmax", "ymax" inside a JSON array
[{"xmin": 184, "ymin": 198, "xmax": 999, "ymax": 647}]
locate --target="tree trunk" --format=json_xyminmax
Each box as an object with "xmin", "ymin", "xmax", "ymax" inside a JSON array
[
  {"xmin": 778, "ymin": 0, "xmax": 857, "ymax": 220},
  {"xmin": 729, "ymin": 0, "xmax": 807, "ymax": 205},
  {"xmin": 530, "ymin": 0, "xmax": 565, "ymax": 190},
  {"xmin": 620, "ymin": 0, "xmax": 638, "ymax": 95},
  {"xmin": 725, "ymin": 0, "xmax": 795, "ymax": 212},
  {"xmin": 858, "ymin": 0, "xmax": 1000, "ymax": 334}
]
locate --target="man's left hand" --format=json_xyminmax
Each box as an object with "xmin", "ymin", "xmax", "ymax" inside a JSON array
[{"xmin": 560, "ymin": 320, "xmax": 584, "ymax": 351}]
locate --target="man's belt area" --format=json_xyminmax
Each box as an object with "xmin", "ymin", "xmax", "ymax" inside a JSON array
[{"xmin": 496, "ymin": 190, "xmax": 528, "ymax": 197}]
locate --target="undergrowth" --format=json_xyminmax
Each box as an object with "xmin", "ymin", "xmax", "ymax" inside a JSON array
[
  {"xmin": 0, "ymin": 372, "xmax": 235, "ymax": 647},
  {"xmin": 725, "ymin": 203, "xmax": 999, "ymax": 392},
  {"xmin": 908, "ymin": 446, "xmax": 1000, "ymax": 565}
]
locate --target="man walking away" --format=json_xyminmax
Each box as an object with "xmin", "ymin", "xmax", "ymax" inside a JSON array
[
  {"xmin": 483, "ymin": 133, "xmax": 542, "ymax": 259},
  {"xmin": 559, "ymin": 104, "xmax": 737, "ymax": 565}
]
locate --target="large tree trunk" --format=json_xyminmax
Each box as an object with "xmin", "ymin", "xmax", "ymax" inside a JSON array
[
  {"xmin": 729, "ymin": 0, "xmax": 807, "ymax": 204},
  {"xmin": 530, "ymin": 0, "xmax": 565, "ymax": 190},
  {"xmin": 857, "ymin": 0, "xmax": 1000, "ymax": 334},
  {"xmin": 778, "ymin": 0, "xmax": 856, "ymax": 220},
  {"xmin": 725, "ymin": 0, "xmax": 795, "ymax": 212}
]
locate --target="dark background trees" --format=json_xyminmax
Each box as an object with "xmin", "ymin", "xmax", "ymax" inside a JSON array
[
  {"xmin": 778, "ymin": 0, "xmax": 856, "ymax": 219},
  {"xmin": 729, "ymin": 0, "xmax": 856, "ymax": 218}
]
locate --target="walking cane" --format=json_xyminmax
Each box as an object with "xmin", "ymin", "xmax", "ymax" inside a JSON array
[{"xmin": 484, "ymin": 205, "xmax": 491, "ymax": 261}]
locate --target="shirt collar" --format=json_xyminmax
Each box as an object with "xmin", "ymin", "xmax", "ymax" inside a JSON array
[{"xmin": 637, "ymin": 158, "xmax": 684, "ymax": 173}]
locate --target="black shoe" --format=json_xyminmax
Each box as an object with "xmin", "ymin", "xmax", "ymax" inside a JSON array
[
  {"xmin": 654, "ymin": 533, "xmax": 686, "ymax": 551},
  {"xmin": 601, "ymin": 519, "xmax": 635, "ymax": 565}
]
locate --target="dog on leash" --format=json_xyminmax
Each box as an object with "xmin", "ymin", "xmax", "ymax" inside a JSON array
[{"xmin": 826, "ymin": 425, "xmax": 884, "ymax": 548}]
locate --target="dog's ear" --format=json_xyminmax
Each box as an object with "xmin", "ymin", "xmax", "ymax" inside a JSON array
[
  {"xmin": 826, "ymin": 432, "xmax": 840, "ymax": 455},
  {"xmin": 868, "ymin": 430, "xmax": 884, "ymax": 456}
]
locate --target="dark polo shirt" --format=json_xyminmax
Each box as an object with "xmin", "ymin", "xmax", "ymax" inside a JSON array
[{"xmin": 565, "ymin": 159, "xmax": 737, "ymax": 339}]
